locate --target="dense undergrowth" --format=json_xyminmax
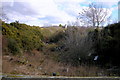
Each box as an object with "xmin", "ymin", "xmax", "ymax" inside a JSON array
[
  {"xmin": 2, "ymin": 20, "xmax": 44, "ymax": 55},
  {"xmin": 1, "ymin": 19, "xmax": 120, "ymax": 76}
]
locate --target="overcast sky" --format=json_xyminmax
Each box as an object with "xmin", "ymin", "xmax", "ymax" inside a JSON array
[{"xmin": 1, "ymin": 0, "xmax": 119, "ymax": 26}]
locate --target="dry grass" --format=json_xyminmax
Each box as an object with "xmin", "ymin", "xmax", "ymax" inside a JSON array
[
  {"xmin": 41, "ymin": 61, "xmax": 102, "ymax": 76},
  {"xmin": 2, "ymin": 49, "xmax": 108, "ymax": 77},
  {"xmin": 2, "ymin": 51, "xmax": 105, "ymax": 77}
]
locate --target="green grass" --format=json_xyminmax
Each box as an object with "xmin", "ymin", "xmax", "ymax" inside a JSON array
[{"xmin": 40, "ymin": 27, "xmax": 64, "ymax": 39}]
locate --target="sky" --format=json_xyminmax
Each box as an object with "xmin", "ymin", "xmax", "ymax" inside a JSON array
[{"xmin": 1, "ymin": 0, "xmax": 119, "ymax": 27}]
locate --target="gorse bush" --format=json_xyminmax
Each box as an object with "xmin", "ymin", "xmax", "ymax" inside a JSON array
[
  {"xmin": 86, "ymin": 23, "xmax": 120, "ymax": 66},
  {"xmin": 99, "ymin": 23, "xmax": 120, "ymax": 66},
  {"xmin": 7, "ymin": 38, "xmax": 21, "ymax": 55},
  {"xmin": 2, "ymin": 20, "xmax": 44, "ymax": 55}
]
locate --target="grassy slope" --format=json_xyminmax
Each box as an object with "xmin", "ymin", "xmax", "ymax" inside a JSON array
[{"xmin": 40, "ymin": 27, "xmax": 64, "ymax": 40}]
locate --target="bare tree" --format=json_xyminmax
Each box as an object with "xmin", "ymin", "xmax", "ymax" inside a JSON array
[{"xmin": 78, "ymin": 3, "xmax": 110, "ymax": 27}]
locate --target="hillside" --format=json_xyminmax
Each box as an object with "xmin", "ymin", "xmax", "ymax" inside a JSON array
[{"xmin": 1, "ymin": 20, "xmax": 120, "ymax": 76}]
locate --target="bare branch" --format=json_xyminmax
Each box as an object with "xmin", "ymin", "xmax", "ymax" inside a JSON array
[{"xmin": 78, "ymin": 3, "xmax": 110, "ymax": 27}]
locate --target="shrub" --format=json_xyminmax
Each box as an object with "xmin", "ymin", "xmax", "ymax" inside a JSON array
[
  {"xmin": 7, "ymin": 38, "xmax": 21, "ymax": 55},
  {"xmin": 2, "ymin": 21, "xmax": 44, "ymax": 54},
  {"xmin": 60, "ymin": 27, "xmax": 94, "ymax": 66},
  {"xmin": 49, "ymin": 31, "xmax": 65, "ymax": 43}
]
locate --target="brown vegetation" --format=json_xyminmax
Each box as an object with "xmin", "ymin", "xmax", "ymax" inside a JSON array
[{"xmin": 2, "ymin": 51, "xmax": 105, "ymax": 77}]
